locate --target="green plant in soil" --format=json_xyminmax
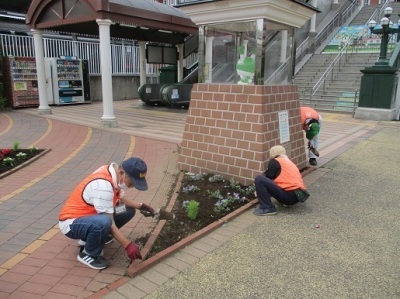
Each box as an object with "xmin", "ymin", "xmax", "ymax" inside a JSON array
[
  {"xmin": 184, "ymin": 200, "xmax": 200, "ymax": 220},
  {"xmin": 146, "ymin": 173, "xmax": 256, "ymax": 258},
  {"xmin": 13, "ymin": 141, "xmax": 20, "ymax": 151}
]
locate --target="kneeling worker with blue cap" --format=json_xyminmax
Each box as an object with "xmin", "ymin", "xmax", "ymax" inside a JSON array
[
  {"xmin": 58, "ymin": 157, "xmax": 155, "ymax": 270},
  {"xmin": 300, "ymin": 107, "xmax": 322, "ymax": 166}
]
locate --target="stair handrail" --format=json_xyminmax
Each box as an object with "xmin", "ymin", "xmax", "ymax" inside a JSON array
[
  {"xmin": 310, "ymin": 7, "xmax": 380, "ymax": 99},
  {"xmin": 272, "ymin": 1, "xmax": 360, "ymax": 84},
  {"xmin": 295, "ymin": 0, "xmax": 360, "ymax": 75},
  {"xmin": 388, "ymin": 39, "xmax": 400, "ymax": 68},
  {"xmin": 313, "ymin": 0, "xmax": 361, "ymax": 51}
]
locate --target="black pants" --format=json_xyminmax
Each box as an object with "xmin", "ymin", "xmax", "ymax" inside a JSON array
[{"xmin": 254, "ymin": 175, "xmax": 298, "ymax": 209}]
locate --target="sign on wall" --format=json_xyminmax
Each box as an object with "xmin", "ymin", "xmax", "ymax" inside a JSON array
[{"xmin": 278, "ymin": 110, "xmax": 290, "ymax": 143}]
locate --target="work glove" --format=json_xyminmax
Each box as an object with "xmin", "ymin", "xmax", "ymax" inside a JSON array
[
  {"xmin": 125, "ymin": 242, "xmax": 142, "ymax": 260},
  {"xmin": 139, "ymin": 202, "xmax": 155, "ymax": 217},
  {"xmin": 307, "ymin": 141, "xmax": 311, "ymax": 149}
]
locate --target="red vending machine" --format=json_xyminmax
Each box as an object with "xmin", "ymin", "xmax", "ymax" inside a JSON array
[{"xmin": 2, "ymin": 56, "xmax": 39, "ymax": 108}]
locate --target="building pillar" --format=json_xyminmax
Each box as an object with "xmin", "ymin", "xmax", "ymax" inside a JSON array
[
  {"xmin": 139, "ymin": 41, "xmax": 147, "ymax": 86},
  {"xmin": 96, "ymin": 19, "xmax": 117, "ymax": 128},
  {"xmin": 309, "ymin": 0, "xmax": 318, "ymax": 35},
  {"xmin": 32, "ymin": 29, "xmax": 51, "ymax": 115},
  {"xmin": 177, "ymin": 44, "xmax": 184, "ymax": 82},
  {"xmin": 205, "ymin": 36, "xmax": 214, "ymax": 83},
  {"xmin": 280, "ymin": 30, "xmax": 288, "ymax": 63}
]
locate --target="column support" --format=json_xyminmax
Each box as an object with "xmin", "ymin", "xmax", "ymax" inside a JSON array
[
  {"xmin": 139, "ymin": 41, "xmax": 147, "ymax": 86},
  {"xmin": 97, "ymin": 19, "xmax": 117, "ymax": 128},
  {"xmin": 32, "ymin": 29, "xmax": 52, "ymax": 115}
]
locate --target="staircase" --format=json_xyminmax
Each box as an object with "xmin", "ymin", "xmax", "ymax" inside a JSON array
[
  {"xmin": 295, "ymin": 52, "xmax": 379, "ymax": 111},
  {"xmin": 294, "ymin": 3, "xmax": 390, "ymax": 112}
]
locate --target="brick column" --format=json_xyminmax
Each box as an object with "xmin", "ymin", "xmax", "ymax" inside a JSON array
[{"xmin": 178, "ymin": 83, "xmax": 307, "ymax": 186}]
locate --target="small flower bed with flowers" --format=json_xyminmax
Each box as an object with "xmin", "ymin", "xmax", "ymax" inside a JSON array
[
  {"xmin": 0, "ymin": 144, "xmax": 45, "ymax": 176},
  {"xmin": 146, "ymin": 172, "xmax": 256, "ymax": 258}
]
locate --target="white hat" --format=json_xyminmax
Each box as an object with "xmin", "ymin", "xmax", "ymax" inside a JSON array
[{"xmin": 269, "ymin": 145, "xmax": 286, "ymax": 158}]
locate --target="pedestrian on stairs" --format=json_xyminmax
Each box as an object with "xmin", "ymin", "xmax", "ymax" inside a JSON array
[{"xmin": 300, "ymin": 106, "xmax": 322, "ymax": 166}]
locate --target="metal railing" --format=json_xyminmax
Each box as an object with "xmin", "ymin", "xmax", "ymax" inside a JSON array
[
  {"xmin": 295, "ymin": 0, "xmax": 361, "ymax": 68},
  {"xmin": 314, "ymin": 1, "xmax": 361, "ymax": 52},
  {"xmin": 306, "ymin": 6, "xmax": 383, "ymax": 102},
  {"xmin": 300, "ymin": 89, "xmax": 359, "ymax": 115},
  {"xmin": 0, "ymin": 34, "xmax": 174, "ymax": 75}
]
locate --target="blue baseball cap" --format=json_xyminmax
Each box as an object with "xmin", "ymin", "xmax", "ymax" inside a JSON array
[{"xmin": 121, "ymin": 157, "xmax": 148, "ymax": 191}]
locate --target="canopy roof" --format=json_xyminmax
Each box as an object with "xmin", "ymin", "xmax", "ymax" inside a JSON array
[{"xmin": 26, "ymin": 0, "xmax": 198, "ymax": 44}]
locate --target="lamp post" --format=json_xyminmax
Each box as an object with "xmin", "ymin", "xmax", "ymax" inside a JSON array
[
  {"xmin": 367, "ymin": 6, "xmax": 398, "ymax": 65},
  {"xmin": 356, "ymin": 6, "xmax": 399, "ymax": 120}
]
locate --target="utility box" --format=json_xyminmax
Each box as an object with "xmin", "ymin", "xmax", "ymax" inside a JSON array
[
  {"xmin": 159, "ymin": 65, "xmax": 177, "ymax": 84},
  {"xmin": 359, "ymin": 66, "xmax": 398, "ymax": 109}
]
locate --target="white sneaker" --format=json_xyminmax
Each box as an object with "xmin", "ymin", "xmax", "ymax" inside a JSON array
[{"xmin": 77, "ymin": 251, "xmax": 108, "ymax": 270}]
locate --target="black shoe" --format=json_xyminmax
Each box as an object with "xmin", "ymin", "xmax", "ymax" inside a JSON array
[
  {"xmin": 253, "ymin": 207, "xmax": 277, "ymax": 216},
  {"xmin": 309, "ymin": 158, "xmax": 317, "ymax": 166},
  {"xmin": 77, "ymin": 251, "xmax": 108, "ymax": 270}
]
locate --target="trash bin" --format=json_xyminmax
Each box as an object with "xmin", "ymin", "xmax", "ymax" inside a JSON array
[{"xmin": 159, "ymin": 65, "xmax": 177, "ymax": 84}]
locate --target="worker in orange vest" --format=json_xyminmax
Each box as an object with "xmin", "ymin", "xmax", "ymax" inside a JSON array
[
  {"xmin": 253, "ymin": 145, "xmax": 309, "ymax": 216},
  {"xmin": 59, "ymin": 157, "xmax": 155, "ymax": 270},
  {"xmin": 300, "ymin": 106, "xmax": 322, "ymax": 166}
]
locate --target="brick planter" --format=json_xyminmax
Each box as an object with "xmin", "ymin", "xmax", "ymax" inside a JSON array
[{"xmin": 178, "ymin": 83, "xmax": 307, "ymax": 185}]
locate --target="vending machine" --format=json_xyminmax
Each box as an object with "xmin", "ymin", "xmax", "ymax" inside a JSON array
[
  {"xmin": 2, "ymin": 56, "xmax": 39, "ymax": 108},
  {"xmin": 45, "ymin": 56, "xmax": 91, "ymax": 105}
]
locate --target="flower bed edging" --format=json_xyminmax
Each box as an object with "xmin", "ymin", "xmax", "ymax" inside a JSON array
[
  {"xmin": 0, "ymin": 149, "xmax": 51, "ymax": 179},
  {"xmin": 125, "ymin": 166, "xmax": 316, "ymax": 278}
]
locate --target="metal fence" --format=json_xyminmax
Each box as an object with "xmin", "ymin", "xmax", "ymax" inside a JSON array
[{"xmin": 0, "ymin": 34, "xmax": 188, "ymax": 76}]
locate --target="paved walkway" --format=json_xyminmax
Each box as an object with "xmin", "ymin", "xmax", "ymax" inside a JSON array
[{"xmin": 0, "ymin": 100, "xmax": 398, "ymax": 298}]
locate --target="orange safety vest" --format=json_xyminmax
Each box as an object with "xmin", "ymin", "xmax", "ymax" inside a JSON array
[
  {"xmin": 300, "ymin": 107, "xmax": 319, "ymax": 130},
  {"xmin": 274, "ymin": 156, "xmax": 306, "ymax": 191},
  {"xmin": 59, "ymin": 165, "xmax": 120, "ymax": 221}
]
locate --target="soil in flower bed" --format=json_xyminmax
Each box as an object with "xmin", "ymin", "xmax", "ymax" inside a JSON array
[
  {"xmin": 0, "ymin": 149, "xmax": 45, "ymax": 175},
  {"xmin": 145, "ymin": 173, "xmax": 256, "ymax": 258}
]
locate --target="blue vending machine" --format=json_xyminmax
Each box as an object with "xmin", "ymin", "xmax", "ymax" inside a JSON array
[{"xmin": 49, "ymin": 56, "xmax": 91, "ymax": 105}]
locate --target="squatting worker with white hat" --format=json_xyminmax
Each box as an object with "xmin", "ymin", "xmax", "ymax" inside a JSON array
[
  {"xmin": 58, "ymin": 157, "xmax": 155, "ymax": 270},
  {"xmin": 253, "ymin": 145, "xmax": 309, "ymax": 216}
]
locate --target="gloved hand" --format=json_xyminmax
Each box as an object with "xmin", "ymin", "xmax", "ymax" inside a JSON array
[
  {"xmin": 139, "ymin": 203, "xmax": 155, "ymax": 217},
  {"xmin": 307, "ymin": 141, "xmax": 311, "ymax": 149},
  {"xmin": 125, "ymin": 242, "xmax": 142, "ymax": 260}
]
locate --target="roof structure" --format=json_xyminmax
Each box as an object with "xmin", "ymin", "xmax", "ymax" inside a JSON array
[{"xmin": 26, "ymin": 0, "xmax": 198, "ymax": 44}]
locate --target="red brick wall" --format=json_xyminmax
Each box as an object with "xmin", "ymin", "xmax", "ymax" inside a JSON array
[{"xmin": 178, "ymin": 83, "xmax": 307, "ymax": 186}]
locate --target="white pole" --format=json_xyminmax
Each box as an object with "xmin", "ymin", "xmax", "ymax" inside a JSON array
[
  {"xmin": 310, "ymin": 0, "xmax": 318, "ymax": 33},
  {"xmin": 139, "ymin": 41, "xmax": 147, "ymax": 86},
  {"xmin": 280, "ymin": 31, "xmax": 288, "ymax": 63},
  {"xmin": 205, "ymin": 36, "xmax": 214, "ymax": 83},
  {"xmin": 177, "ymin": 44, "xmax": 184, "ymax": 82},
  {"xmin": 97, "ymin": 19, "xmax": 117, "ymax": 128},
  {"xmin": 32, "ymin": 29, "xmax": 52, "ymax": 115}
]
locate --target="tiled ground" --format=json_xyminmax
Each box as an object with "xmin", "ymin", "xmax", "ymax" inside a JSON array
[{"xmin": 0, "ymin": 101, "xmax": 385, "ymax": 298}]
